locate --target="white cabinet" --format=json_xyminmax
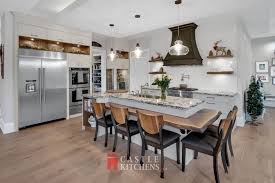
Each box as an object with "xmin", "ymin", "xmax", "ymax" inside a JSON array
[
  {"xmin": 71, "ymin": 34, "xmax": 90, "ymax": 46},
  {"xmin": 47, "ymin": 30, "xmax": 72, "ymax": 43},
  {"xmin": 68, "ymin": 54, "xmax": 91, "ymax": 68},
  {"xmin": 18, "ymin": 23, "xmax": 48, "ymax": 39}
]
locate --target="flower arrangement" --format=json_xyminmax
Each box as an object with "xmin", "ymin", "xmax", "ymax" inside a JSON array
[{"xmin": 152, "ymin": 75, "xmax": 172, "ymax": 100}]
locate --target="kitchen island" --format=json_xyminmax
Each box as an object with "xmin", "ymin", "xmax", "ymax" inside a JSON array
[{"xmin": 82, "ymin": 93, "xmax": 220, "ymax": 164}]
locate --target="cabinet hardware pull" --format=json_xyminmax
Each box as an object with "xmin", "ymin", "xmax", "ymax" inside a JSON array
[{"xmin": 206, "ymin": 102, "xmax": 216, "ymax": 105}]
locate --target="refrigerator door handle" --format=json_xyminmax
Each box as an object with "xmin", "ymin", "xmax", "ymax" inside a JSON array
[
  {"xmin": 38, "ymin": 68, "xmax": 42, "ymax": 105},
  {"xmin": 42, "ymin": 68, "xmax": 46, "ymax": 103}
]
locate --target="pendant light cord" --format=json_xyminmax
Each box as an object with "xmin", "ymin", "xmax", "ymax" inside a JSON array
[{"xmin": 177, "ymin": 3, "xmax": 180, "ymax": 40}]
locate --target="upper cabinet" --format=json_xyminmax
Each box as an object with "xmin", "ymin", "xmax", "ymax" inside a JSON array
[
  {"xmin": 17, "ymin": 23, "xmax": 91, "ymax": 46},
  {"xmin": 71, "ymin": 35, "xmax": 91, "ymax": 46},
  {"xmin": 47, "ymin": 30, "xmax": 72, "ymax": 43},
  {"xmin": 18, "ymin": 23, "xmax": 48, "ymax": 40}
]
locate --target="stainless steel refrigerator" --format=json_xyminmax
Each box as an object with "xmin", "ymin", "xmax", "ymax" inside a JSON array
[{"xmin": 18, "ymin": 49, "xmax": 67, "ymax": 128}]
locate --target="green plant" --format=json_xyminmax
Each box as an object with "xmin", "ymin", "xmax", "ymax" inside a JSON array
[
  {"xmin": 152, "ymin": 75, "xmax": 172, "ymax": 100},
  {"xmin": 247, "ymin": 76, "xmax": 264, "ymax": 121}
]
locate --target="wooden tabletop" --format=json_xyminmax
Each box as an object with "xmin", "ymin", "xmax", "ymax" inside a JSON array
[{"xmin": 107, "ymin": 103, "xmax": 221, "ymax": 133}]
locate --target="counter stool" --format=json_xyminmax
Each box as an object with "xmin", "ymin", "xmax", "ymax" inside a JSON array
[
  {"xmin": 110, "ymin": 105, "xmax": 139, "ymax": 160},
  {"xmin": 181, "ymin": 113, "xmax": 233, "ymax": 183},
  {"xmin": 92, "ymin": 99, "xmax": 113, "ymax": 147},
  {"xmin": 137, "ymin": 110, "xmax": 180, "ymax": 179}
]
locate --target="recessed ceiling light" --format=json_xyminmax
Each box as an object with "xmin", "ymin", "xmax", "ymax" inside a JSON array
[
  {"xmin": 30, "ymin": 38, "xmax": 35, "ymax": 41},
  {"xmin": 56, "ymin": 42, "xmax": 60, "ymax": 45},
  {"xmin": 134, "ymin": 14, "xmax": 141, "ymax": 18},
  {"xmin": 77, "ymin": 44, "xmax": 80, "ymax": 48}
]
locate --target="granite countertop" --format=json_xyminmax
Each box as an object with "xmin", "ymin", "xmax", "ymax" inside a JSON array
[
  {"xmin": 141, "ymin": 86, "xmax": 238, "ymax": 97},
  {"xmin": 86, "ymin": 93, "xmax": 203, "ymax": 110}
]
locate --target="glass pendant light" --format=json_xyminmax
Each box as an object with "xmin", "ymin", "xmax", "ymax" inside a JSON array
[
  {"xmin": 134, "ymin": 14, "xmax": 143, "ymax": 59},
  {"xmin": 108, "ymin": 24, "xmax": 116, "ymax": 61},
  {"xmin": 169, "ymin": 0, "xmax": 189, "ymax": 56},
  {"xmin": 134, "ymin": 43, "xmax": 142, "ymax": 58}
]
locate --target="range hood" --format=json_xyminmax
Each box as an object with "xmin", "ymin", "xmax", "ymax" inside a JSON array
[{"xmin": 164, "ymin": 23, "xmax": 203, "ymax": 66}]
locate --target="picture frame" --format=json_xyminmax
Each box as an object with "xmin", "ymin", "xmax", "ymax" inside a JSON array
[
  {"xmin": 256, "ymin": 74, "xmax": 269, "ymax": 83},
  {"xmin": 271, "ymin": 66, "xmax": 275, "ymax": 76},
  {"xmin": 256, "ymin": 61, "xmax": 269, "ymax": 73},
  {"xmin": 272, "ymin": 58, "xmax": 275, "ymax": 66},
  {"xmin": 273, "ymin": 77, "xmax": 275, "ymax": 85}
]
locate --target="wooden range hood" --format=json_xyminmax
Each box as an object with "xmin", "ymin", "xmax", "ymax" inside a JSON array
[{"xmin": 164, "ymin": 23, "xmax": 203, "ymax": 66}]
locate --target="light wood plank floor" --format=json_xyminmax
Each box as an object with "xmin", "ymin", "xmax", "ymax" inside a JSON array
[{"xmin": 0, "ymin": 108, "xmax": 274, "ymax": 183}]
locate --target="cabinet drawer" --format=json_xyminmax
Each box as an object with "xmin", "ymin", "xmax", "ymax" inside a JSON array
[
  {"xmin": 193, "ymin": 94, "xmax": 231, "ymax": 103},
  {"xmin": 18, "ymin": 23, "xmax": 48, "ymax": 39}
]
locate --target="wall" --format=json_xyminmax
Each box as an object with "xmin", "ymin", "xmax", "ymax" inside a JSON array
[
  {"xmin": 0, "ymin": 12, "xmax": 17, "ymax": 134},
  {"xmin": 252, "ymin": 36, "xmax": 275, "ymax": 95},
  {"xmin": 127, "ymin": 15, "xmax": 239, "ymax": 92}
]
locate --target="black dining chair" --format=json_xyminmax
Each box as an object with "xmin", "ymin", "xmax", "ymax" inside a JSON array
[
  {"xmin": 92, "ymin": 99, "xmax": 113, "ymax": 147},
  {"xmin": 137, "ymin": 110, "xmax": 180, "ymax": 179},
  {"xmin": 205, "ymin": 106, "xmax": 238, "ymax": 167},
  {"xmin": 181, "ymin": 112, "xmax": 233, "ymax": 183},
  {"xmin": 110, "ymin": 105, "xmax": 139, "ymax": 160}
]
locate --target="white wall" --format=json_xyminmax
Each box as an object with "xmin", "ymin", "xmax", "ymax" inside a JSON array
[
  {"xmin": 127, "ymin": 16, "xmax": 239, "ymax": 92},
  {"xmin": 252, "ymin": 36, "xmax": 275, "ymax": 95},
  {"xmin": 0, "ymin": 12, "xmax": 17, "ymax": 134}
]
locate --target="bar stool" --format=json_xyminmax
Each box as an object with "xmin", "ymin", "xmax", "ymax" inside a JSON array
[
  {"xmin": 92, "ymin": 99, "xmax": 113, "ymax": 147},
  {"xmin": 110, "ymin": 105, "xmax": 139, "ymax": 160},
  {"xmin": 137, "ymin": 110, "xmax": 180, "ymax": 179},
  {"xmin": 181, "ymin": 112, "xmax": 233, "ymax": 183}
]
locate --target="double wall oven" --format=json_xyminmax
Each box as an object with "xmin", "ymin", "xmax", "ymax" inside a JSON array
[{"xmin": 69, "ymin": 68, "xmax": 90, "ymax": 115}]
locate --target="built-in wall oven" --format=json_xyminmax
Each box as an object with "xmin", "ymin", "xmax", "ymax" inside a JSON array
[
  {"xmin": 69, "ymin": 68, "xmax": 90, "ymax": 115},
  {"xmin": 69, "ymin": 68, "xmax": 90, "ymax": 88}
]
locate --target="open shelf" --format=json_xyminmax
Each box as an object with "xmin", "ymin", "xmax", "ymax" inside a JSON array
[
  {"xmin": 207, "ymin": 55, "xmax": 233, "ymax": 59},
  {"xmin": 149, "ymin": 58, "xmax": 164, "ymax": 62},
  {"xmin": 149, "ymin": 71, "xmax": 167, "ymax": 75},
  {"xmin": 207, "ymin": 71, "xmax": 234, "ymax": 75}
]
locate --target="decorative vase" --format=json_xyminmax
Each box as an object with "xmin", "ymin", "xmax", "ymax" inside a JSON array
[{"xmin": 160, "ymin": 88, "xmax": 167, "ymax": 100}]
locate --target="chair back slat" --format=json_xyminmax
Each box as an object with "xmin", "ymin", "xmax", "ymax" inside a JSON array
[
  {"xmin": 92, "ymin": 100, "xmax": 105, "ymax": 119},
  {"xmin": 110, "ymin": 105, "xmax": 128, "ymax": 125},
  {"xmin": 137, "ymin": 111, "xmax": 163, "ymax": 135}
]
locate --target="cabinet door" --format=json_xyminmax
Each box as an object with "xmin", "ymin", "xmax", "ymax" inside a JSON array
[
  {"xmin": 68, "ymin": 54, "xmax": 91, "ymax": 68},
  {"xmin": 18, "ymin": 23, "xmax": 48, "ymax": 39},
  {"xmin": 47, "ymin": 30, "xmax": 72, "ymax": 43}
]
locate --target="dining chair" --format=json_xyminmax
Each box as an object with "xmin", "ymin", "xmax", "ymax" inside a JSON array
[
  {"xmin": 205, "ymin": 106, "xmax": 238, "ymax": 167},
  {"xmin": 181, "ymin": 113, "xmax": 233, "ymax": 183},
  {"xmin": 91, "ymin": 99, "xmax": 113, "ymax": 147},
  {"xmin": 137, "ymin": 110, "xmax": 180, "ymax": 179},
  {"xmin": 110, "ymin": 105, "xmax": 139, "ymax": 160}
]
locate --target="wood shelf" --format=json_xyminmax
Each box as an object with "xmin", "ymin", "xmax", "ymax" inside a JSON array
[
  {"xmin": 149, "ymin": 58, "xmax": 164, "ymax": 62},
  {"xmin": 149, "ymin": 71, "xmax": 167, "ymax": 75},
  {"xmin": 207, "ymin": 55, "xmax": 233, "ymax": 59},
  {"xmin": 207, "ymin": 71, "xmax": 234, "ymax": 75}
]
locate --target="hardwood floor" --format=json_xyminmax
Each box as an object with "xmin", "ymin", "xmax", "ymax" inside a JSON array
[{"xmin": 0, "ymin": 108, "xmax": 274, "ymax": 183}]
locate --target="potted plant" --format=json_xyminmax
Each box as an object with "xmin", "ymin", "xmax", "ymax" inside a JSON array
[
  {"xmin": 247, "ymin": 76, "xmax": 264, "ymax": 125},
  {"xmin": 152, "ymin": 75, "xmax": 172, "ymax": 100}
]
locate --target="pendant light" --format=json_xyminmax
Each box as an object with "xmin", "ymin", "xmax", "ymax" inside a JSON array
[
  {"xmin": 134, "ymin": 14, "xmax": 142, "ymax": 58},
  {"xmin": 109, "ymin": 24, "xmax": 116, "ymax": 61},
  {"xmin": 168, "ymin": 0, "xmax": 189, "ymax": 56}
]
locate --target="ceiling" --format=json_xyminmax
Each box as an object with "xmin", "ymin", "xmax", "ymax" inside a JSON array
[{"xmin": 0, "ymin": 0, "xmax": 274, "ymax": 38}]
